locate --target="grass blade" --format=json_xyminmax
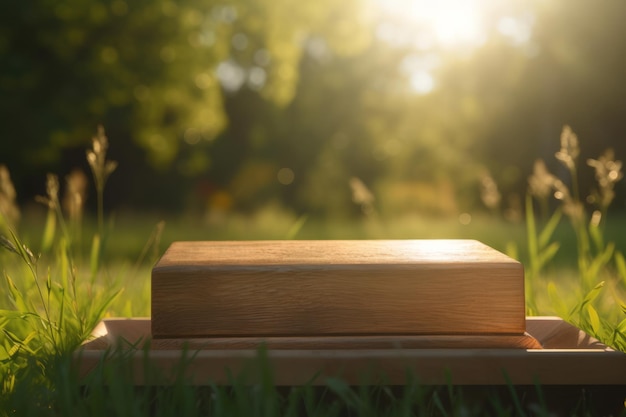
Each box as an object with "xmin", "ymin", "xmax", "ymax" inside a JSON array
[
  {"xmin": 90, "ymin": 234, "xmax": 101, "ymax": 282},
  {"xmin": 538, "ymin": 209, "xmax": 562, "ymax": 249},
  {"xmin": 41, "ymin": 208, "xmax": 56, "ymax": 253}
]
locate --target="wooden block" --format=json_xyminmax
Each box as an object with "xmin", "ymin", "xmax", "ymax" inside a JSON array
[
  {"xmin": 151, "ymin": 240, "xmax": 525, "ymax": 338},
  {"xmin": 77, "ymin": 317, "xmax": 626, "ymax": 386}
]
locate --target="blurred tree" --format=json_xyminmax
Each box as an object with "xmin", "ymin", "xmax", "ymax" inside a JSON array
[
  {"xmin": 0, "ymin": 0, "xmax": 371, "ymax": 206},
  {"xmin": 381, "ymin": 0, "xmax": 626, "ymax": 215},
  {"xmin": 184, "ymin": 0, "xmax": 626, "ymax": 216},
  {"xmin": 2, "ymin": 0, "xmax": 625, "ymax": 216},
  {"xmin": 477, "ymin": 0, "xmax": 626, "ymax": 209}
]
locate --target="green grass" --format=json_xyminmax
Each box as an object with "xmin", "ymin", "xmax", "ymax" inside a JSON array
[
  {"xmin": 2, "ymin": 207, "xmax": 626, "ymax": 416},
  {"xmin": 1, "ymin": 126, "xmax": 626, "ymax": 416}
]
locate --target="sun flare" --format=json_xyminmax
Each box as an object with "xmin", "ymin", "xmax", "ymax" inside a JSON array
[
  {"xmin": 412, "ymin": 0, "xmax": 484, "ymax": 47},
  {"xmin": 372, "ymin": 0, "xmax": 526, "ymax": 94},
  {"xmin": 374, "ymin": 0, "xmax": 489, "ymax": 50}
]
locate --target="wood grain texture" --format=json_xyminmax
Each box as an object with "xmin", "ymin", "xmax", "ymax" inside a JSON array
[
  {"xmin": 87, "ymin": 319, "xmax": 541, "ymax": 349},
  {"xmin": 76, "ymin": 318, "xmax": 626, "ymax": 386},
  {"xmin": 151, "ymin": 240, "xmax": 525, "ymax": 338}
]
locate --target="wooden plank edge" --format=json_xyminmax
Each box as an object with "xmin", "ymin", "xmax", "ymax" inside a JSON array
[
  {"xmin": 144, "ymin": 333, "xmax": 542, "ymax": 350},
  {"xmin": 74, "ymin": 347, "xmax": 626, "ymax": 386},
  {"xmin": 72, "ymin": 317, "xmax": 626, "ymax": 386}
]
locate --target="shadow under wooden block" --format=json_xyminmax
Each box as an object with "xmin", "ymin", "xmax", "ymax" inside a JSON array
[
  {"xmin": 151, "ymin": 240, "xmax": 525, "ymax": 338},
  {"xmin": 76, "ymin": 317, "xmax": 626, "ymax": 386}
]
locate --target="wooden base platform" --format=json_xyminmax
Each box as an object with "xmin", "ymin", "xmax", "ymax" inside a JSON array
[{"xmin": 75, "ymin": 317, "xmax": 626, "ymax": 386}]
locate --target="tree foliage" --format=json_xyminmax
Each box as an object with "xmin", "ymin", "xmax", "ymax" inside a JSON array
[
  {"xmin": 1, "ymin": 0, "xmax": 625, "ymax": 216},
  {"xmin": 0, "ymin": 0, "xmax": 369, "ymax": 195}
]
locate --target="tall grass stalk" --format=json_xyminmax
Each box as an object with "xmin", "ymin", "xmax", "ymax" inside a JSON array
[
  {"xmin": 523, "ymin": 125, "xmax": 626, "ymax": 350},
  {"xmin": 86, "ymin": 125, "xmax": 117, "ymax": 237},
  {"xmin": 0, "ymin": 127, "xmax": 122, "ymax": 411}
]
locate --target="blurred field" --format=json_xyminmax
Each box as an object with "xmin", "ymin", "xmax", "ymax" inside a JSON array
[
  {"xmin": 13, "ymin": 206, "xmax": 626, "ymax": 317},
  {"xmin": 18, "ymin": 207, "xmax": 626, "ymax": 265}
]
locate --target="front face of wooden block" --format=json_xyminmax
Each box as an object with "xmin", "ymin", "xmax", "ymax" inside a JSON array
[{"xmin": 151, "ymin": 240, "xmax": 525, "ymax": 338}]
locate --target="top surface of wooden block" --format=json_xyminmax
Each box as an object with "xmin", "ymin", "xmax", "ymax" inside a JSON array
[{"xmin": 155, "ymin": 240, "xmax": 516, "ymax": 269}]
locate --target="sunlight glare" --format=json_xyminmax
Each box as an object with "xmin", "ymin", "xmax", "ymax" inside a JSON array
[
  {"xmin": 401, "ymin": 53, "xmax": 440, "ymax": 94},
  {"xmin": 417, "ymin": 0, "xmax": 484, "ymax": 47},
  {"xmin": 376, "ymin": 0, "xmax": 488, "ymax": 49},
  {"xmin": 410, "ymin": 70, "xmax": 435, "ymax": 94},
  {"xmin": 372, "ymin": 0, "xmax": 538, "ymax": 95},
  {"xmin": 497, "ymin": 14, "xmax": 534, "ymax": 45}
]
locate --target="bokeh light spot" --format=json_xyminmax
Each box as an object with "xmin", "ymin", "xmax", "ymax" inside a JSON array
[
  {"xmin": 184, "ymin": 128, "xmax": 202, "ymax": 145},
  {"xmin": 277, "ymin": 168, "xmax": 295, "ymax": 185},
  {"xmin": 194, "ymin": 73, "xmax": 214, "ymax": 90},
  {"xmin": 497, "ymin": 15, "xmax": 534, "ymax": 45},
  {"xmin": 248, "ymin": 67, "xmax": 267, "ymax": 90},
  {"xmin": 410, "ymin": 71, "xmax": 435, "ymax": 94},
  {"xmin": 458, "ymin": 213, "xmax": 472, "ymax": 225},
  {"xmin": 100, "ymin": 47, "xmax": 118, "ymax": 64},
  {"xmin": 254, "ymin": 49, "xmax": 271, "ymax": 66},
  {"xmin": 216, "ymin": 60, "xmax": 246, "ymax": 91},
  {"xmin": 232, "ymin": 33, "xmax": 249, "ymax": 50}
]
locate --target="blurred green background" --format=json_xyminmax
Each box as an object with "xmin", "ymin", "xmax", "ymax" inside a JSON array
[{"xmin": 1, "ymin": 0, "xmax": 625, "ymax": 224}]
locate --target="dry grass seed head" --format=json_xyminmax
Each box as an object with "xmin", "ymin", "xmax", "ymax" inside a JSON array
[
  {"xmin": 480, "ymin": 171, "xmax": 501, "ymax": 210},
  {"xmin": 555, "ymin": 125, "xmax": 580, "ymax": 171},
  {"xmin": 349, "ymin": 177, "xmax": 375, "ymax": 215},
  {"xmin": 587, "ymin": 148, "xmax": 623, "ymax": 210},
  {"xmin": 349, "ymin": 177, "xmax": 374, "ymax": 206},
  {"xmin": 528, "ymin": 159, "xmax": 558, "ymax": 200},
  {"xmin": 87, "ymin": 125, "xmax": 117, "ymax": 190},
  {"xmin": 35, "ymin": 174, "xmax": 60, "ymax": 210},
  {"xmin": 0, "ymin": 164, "xmax": 20, "ymax": 227},
  {"xmin": 551, "ymin": 178, "xmax": 585, "ymax": 223},
  {"xmin": 63, "ymin": 169, "xmax": 88, "ymax": 221}
]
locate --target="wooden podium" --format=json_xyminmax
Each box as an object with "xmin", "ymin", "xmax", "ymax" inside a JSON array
[{"xmin": 76, "ymin": 240, "xmax": 626, "ymax": 386}]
